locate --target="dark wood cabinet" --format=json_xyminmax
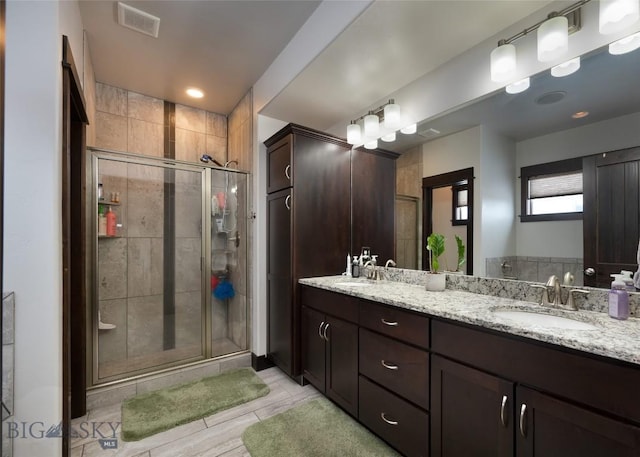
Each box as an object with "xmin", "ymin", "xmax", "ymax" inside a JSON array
[
  {"xmin": 301, "ymin": 290, "xmax": 358, "ymax": 416},
  {"xmin": 431, "ymin": 355, "xmax": 513, "ymax": 457},
  {"xmin": 265, "ymin": 124, "xmax": 397, "ymax": 379},
  {"xmin": 516, "ymin": 385, "xmax": 640, "ymax": 457},
  {"xmin": 431, "ymin": 321, "xmax": 640, "ymax": 456}
]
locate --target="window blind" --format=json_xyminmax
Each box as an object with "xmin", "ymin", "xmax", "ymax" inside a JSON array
[{"xmin": 529, "ymin": 171, "xmax": 582, "ymax": 199}]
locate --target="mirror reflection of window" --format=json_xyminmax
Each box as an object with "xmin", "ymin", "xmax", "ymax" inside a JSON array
[
  {"xmin": 452, "ymin": 184, "xmax": 469, "ymax": 225},
  {"xmin": 433, "ymin": 186, "xmax": 467, "ymax": 273}
]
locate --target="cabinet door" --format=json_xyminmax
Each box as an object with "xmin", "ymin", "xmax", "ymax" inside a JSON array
[
  {"xmin": 267, "ymin": 135, "xmax": 292, "ymax": 193},
  {"xmin": 516, "ymin": 386, "xmax": 640, "ymax": 457},
  {"xmin": 267, "ymin": 189, "xmax": 292, "ymax": 374},
  {"xmin": 431, "ymin": 355, "xmax": 514, "ymax": 457},
  {"xmin": 351, "ymin": 148, "xmax": 396, "ymax": 262},
  {"xmin": 301, "ymin": 306, "xmax": 326, "ymax": 392},
  {"xmin": 325, "ymin": 315, "xmax": 359, "ymax": 417}
]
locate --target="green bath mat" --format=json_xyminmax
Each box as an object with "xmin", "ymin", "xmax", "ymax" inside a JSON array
[
  {"xmin": 122, "ymin": 368, "xmax": 269, "ymax": 441},
  {"xmin": 242, "ymin": 397, "xmax": 401, "ymax": 457}
]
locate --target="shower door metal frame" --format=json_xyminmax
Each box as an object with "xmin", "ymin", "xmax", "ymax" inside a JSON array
[{"xmin": 89, "ymin": 148, "xmax": 211, "ymax": 386}]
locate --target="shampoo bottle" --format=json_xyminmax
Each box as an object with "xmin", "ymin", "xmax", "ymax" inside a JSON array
[
  {"xmin": 106, "ymin": 207, "xmax": 117, "ymax": 237},
  {"xmin": 609, "ymin": 274, "xmax": 629, "ymax": 320}
]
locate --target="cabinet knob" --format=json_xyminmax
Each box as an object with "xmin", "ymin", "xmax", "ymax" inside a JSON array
[
  {"xmin": 519, "ymin": 403, "xmax": 527, "ymax": 437},
  {"xmin": 380, "ymin": 412, "xmax": 398, "ymax": 426},
  {"xmin": 584, "ymin": 267, "xmax": 595, "ymax": 276},
  {"xmin": 381, "ymin": 360, "xmax": 399, "ymax": 371}
]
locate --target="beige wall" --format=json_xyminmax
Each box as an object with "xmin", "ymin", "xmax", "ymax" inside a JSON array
[{"xmin": 92, "ymin": 82, "xmax": 228, "ymax": 163}]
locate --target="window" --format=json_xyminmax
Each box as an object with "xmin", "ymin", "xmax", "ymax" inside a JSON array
[
  {"xmin": 451, "ymin": 184, "xmax": 468, "ymax": 225},
  {"xmin": 520, "ymin": 158, "xmax": 583, "ymax": 222}
]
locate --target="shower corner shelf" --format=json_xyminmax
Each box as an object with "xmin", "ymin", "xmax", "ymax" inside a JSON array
[
  {"xmin": 98, "ymin": 235, "xmax": 122, "ymax": 239},
  {"xmin": 98, "ymin": 200, "xmax": 121, "ymax": 206}
]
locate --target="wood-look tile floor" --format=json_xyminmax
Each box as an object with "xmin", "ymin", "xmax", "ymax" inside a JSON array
[{"xmin": 71, "ymin": 367, "xmax": 321, "ymax": 457}]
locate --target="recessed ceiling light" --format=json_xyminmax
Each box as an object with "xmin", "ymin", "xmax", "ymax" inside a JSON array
[
  {"xmin": 572, "ymin": 111, "xmax": 589, "ymax": 119},
  {"xmin": 186, "ymin": 88, "xmax": 204, "ymax": 98}
]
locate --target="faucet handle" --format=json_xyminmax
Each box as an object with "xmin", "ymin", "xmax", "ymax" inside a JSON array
[
  {"xmin": 566, "ymin": 289, "xmax": 589, "ymax": 311},
  {"xmin": 531, "ymin": 284, "xmax": 551, "ymax": 305}
]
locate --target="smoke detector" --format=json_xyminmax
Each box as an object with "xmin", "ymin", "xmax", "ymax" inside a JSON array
[{"xmin": 117, "ymin": 2, "xmax": 160, "ymax": 38}]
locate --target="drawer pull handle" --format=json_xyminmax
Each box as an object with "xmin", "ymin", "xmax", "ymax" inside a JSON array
[
  {"xmin": 322, "ymin": 323, "xmax": 330, "ymax": 341},
  {"xmin": 285, "ymin": 164, "xmax": 291, "ymax": 180},
  {"xmin": 519, "ymin": 403, "xmax": 527, "ymax": 438},
  {"xmin": 381, "ymin": 360, "xmax": 398, "ymax": 370},
  {"xmin": 380, "ymin": 413, "xmax": 398, "ymax": 426},
  {"xmin": 500, "ymin": 395, "xmax": 508, "ymax": 427},
  {"xmin": 318, "ymin": 321, "xmax": 325, "ymax": 339},
  {"xmin": 381, "ymin": 318, "xmax": 398, "ymax": 326},
  {"xmin": 285, "ymin": 195, "xmax": 291, "ymax": 210}
]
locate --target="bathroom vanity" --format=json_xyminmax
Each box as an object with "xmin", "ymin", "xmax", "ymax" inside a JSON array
[{"xmin": 299, "ymin": 275, "xmax": 640, "ymax": 457}]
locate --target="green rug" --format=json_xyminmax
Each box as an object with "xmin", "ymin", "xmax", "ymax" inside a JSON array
[
  {"xmin": 242, "ymin": 397, "xmax": 401, "ymax": 457},
  {"xmin": 121, "ymin": 368, "xmax": 269, "ymax": 441}
]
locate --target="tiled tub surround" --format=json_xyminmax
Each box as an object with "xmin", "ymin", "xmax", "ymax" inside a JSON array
[{"xmin": 299, "ymin": 273, "xmax": 640, "ymax": 366}]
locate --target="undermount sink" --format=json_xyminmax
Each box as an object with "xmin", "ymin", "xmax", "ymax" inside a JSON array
[
  {"xmin": 491, "ymin": 309, "xmax": 598, "ymax": 330},
  {"xmin": 334, "ymin": 281, "xmax": 372, "ymax": 287}
]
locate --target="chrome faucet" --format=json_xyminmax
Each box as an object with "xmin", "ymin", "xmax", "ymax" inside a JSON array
[
  {"xmin": 364, "ymin": 256, "xmax": 381, "ymax": 280},
  {"xmin": 546, "ymin": 275, "xmax": 563, "ymax": 306},
  {"xmin": 385, "ymin": 259, "xmax": 396, "ymax": 268}
]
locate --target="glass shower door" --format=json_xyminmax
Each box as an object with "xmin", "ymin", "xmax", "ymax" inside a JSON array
[
  {"xmin": 94, "ymin": 155, "xmax": 206, "ymax": 383},
  {"xmin": 209, "ymin": 168, "xmax": 248, "ymax": 357}
]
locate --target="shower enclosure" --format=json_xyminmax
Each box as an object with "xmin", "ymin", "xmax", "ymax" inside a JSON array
[{"xmin": 89, "ymin": 148, "xmax": 249, "ymax": 385}]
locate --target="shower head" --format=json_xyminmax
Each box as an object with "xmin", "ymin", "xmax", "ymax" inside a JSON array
[{"xmin": 200, "ymin": 154, "xmax": 223, "ymax": 167}]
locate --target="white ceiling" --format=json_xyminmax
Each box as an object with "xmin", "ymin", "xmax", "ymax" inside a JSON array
[
  {"xmin": 260, "ymin": 0, "xmax": 549, "ymax": 131},
  {"xmin": 79, "ymin": 0, "xmax": 321, "ymax": 115}
]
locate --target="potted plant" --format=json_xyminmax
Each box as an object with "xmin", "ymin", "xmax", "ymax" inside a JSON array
[{"xmin": 425, "ymin": 233, "xmax": 446, "ymax": 291}]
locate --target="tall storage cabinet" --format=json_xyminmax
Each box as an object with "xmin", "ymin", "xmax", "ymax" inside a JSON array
[
  {"xmin": 265, "ymin": 123, "xmax": 397, "ymax": 379},
  {"xmin": 265, "ymin": 124, "xmax": 351, "ymax": 378}
]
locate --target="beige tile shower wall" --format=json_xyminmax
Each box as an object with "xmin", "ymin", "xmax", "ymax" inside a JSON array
[
  {"xmin": 93, "ymin": 83, "xmax": 228, "ymax": 164},
  {"xmin": 227, "ymin": 89, "xmax": 252, "ymax": 350},
  {"xmin": 396, "ymin": 146, "xmax": 423, "ymax": 269}
]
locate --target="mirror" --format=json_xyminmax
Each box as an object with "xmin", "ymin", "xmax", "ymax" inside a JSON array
[{"xmin": 393, "ymin": 43, "xmax": 640, "ymax": 287}]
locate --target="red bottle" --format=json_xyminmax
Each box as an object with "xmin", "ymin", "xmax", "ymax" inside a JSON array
[{"xmin": 106, "ymin": 207, "xmax": 117, "ymax": 236}]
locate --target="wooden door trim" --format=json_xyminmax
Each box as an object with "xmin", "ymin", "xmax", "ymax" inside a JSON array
[{"xmin": 422, "ymin": 167, "xmax": 474, "ymax": 274}]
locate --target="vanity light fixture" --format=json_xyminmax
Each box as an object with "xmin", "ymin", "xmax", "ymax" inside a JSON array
[
  {"xmin": 490, "ymin": 41, "xmax": 517, "ymax": 82},
  {"xmin": 505, "ymin": 77, "xmax": 531, "ymax": 94},
  {"xmin": 346, "ymin": 99, "xmax": 405, "ymax": 146},
  {"xmin": 400, "ymin": 123, "xmax": 417, "ymax": 134},
  {"xmin": 186, "ymin": 88, "xmax": 204, "ymax": 98},
  {"xmin": 538, "ymin": 13, "xmax": 569, "ymax": 62},
  {"xmin": 599, "ymin": 0, "xmax": 640, "ymax": 34},
  {"xmin": 347, "ymin": 121, "xmax": 362, "ymax": 145},
  {"xmin": 364, "ymin": 139, "xmax": 378, "ymax": 150},
  {"xmin": 551, "ymin": 57, "xmax": 581, "ymax": 77},
  {"xmin": 609, "ymin": 31, "xmax": 640, "ymax": 54}
]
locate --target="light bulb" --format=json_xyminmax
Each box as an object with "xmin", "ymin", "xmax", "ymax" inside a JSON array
[
  {"xmin": 364, "ymin": 139, "xmax": 378, "ymax": 150},
  {"xmin": 186, "ymin": 88, "xmax": 204, "ymax": 98},
  {"xmin": 400, "ymin": 123, "xmax": 417, "ymax": 134},
  {"xmin": 364, "ymin": 111, "xmax": 379, "ymax": 137},
  {"xmin": 600, "ymin": 0, "xmax": 640, "ymax": 35},
  {"xmin": 490, "ymin": 43, "xmax": 517, "ymax": 82},
  {"xmin": 538, "ymin": 15, "xmax": 568, "ymax": 62},
  {"xmin": 346, "ymin": 121, "xmax": 362, "ymax": 145},
  {"xmin": 381, "ymin": 132, "xmax": 396, "ymax": 142},
  {"xmin": 551, "ymin": 57, "xmax": 580, "ymax": 77},
  {"xmin": 383, "ymin": 100, "xmax": 401, "ymax": 129},
  {"xmin": 609, "ymin": 31, "xmax": 640, "ymax": 54},
  {"xmin": 505, "ymin": 77, "xmax": 530, "ymax": 94}
]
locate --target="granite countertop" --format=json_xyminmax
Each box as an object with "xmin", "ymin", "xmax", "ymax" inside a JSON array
[{"xmin": 299, "ymin": 276, "xmax": 640, "ymax": 366}]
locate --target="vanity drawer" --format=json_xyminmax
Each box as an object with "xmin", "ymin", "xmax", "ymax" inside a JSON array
[
  {"xmin": 300, "ymin": 286, "xmax": 358, "ymax": 324},
  {"xmin": 359, "ymin": 300, "xmax": 430, "ymax": 349},
  {"xmin": 359, "ymin": 375, "xmax": 429, "ymax": 457},
  {"xmin": 359, "ymin": 328, "xmax": 429, "ymax": 409}
]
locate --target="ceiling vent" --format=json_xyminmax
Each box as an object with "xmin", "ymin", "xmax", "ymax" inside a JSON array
[
  {"xmin": 417, "ymin": 127, "xmax": 441, "ymax": 139},
  {"xmin": 117, "ymin": 2, "xmax": 160, "ymax": 38}
]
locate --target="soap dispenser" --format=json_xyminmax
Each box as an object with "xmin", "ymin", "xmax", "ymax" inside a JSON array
[
  {"xmin": 609, "ymin": 274, "xmax": 629, "ymax": 320},
  {"xmin": 352, "ymin": 256, "xmax": 360, "ymax": 278},
  {"xmin": 620, "ymin": 270, "xmax": 635, "ymax": 292}
]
